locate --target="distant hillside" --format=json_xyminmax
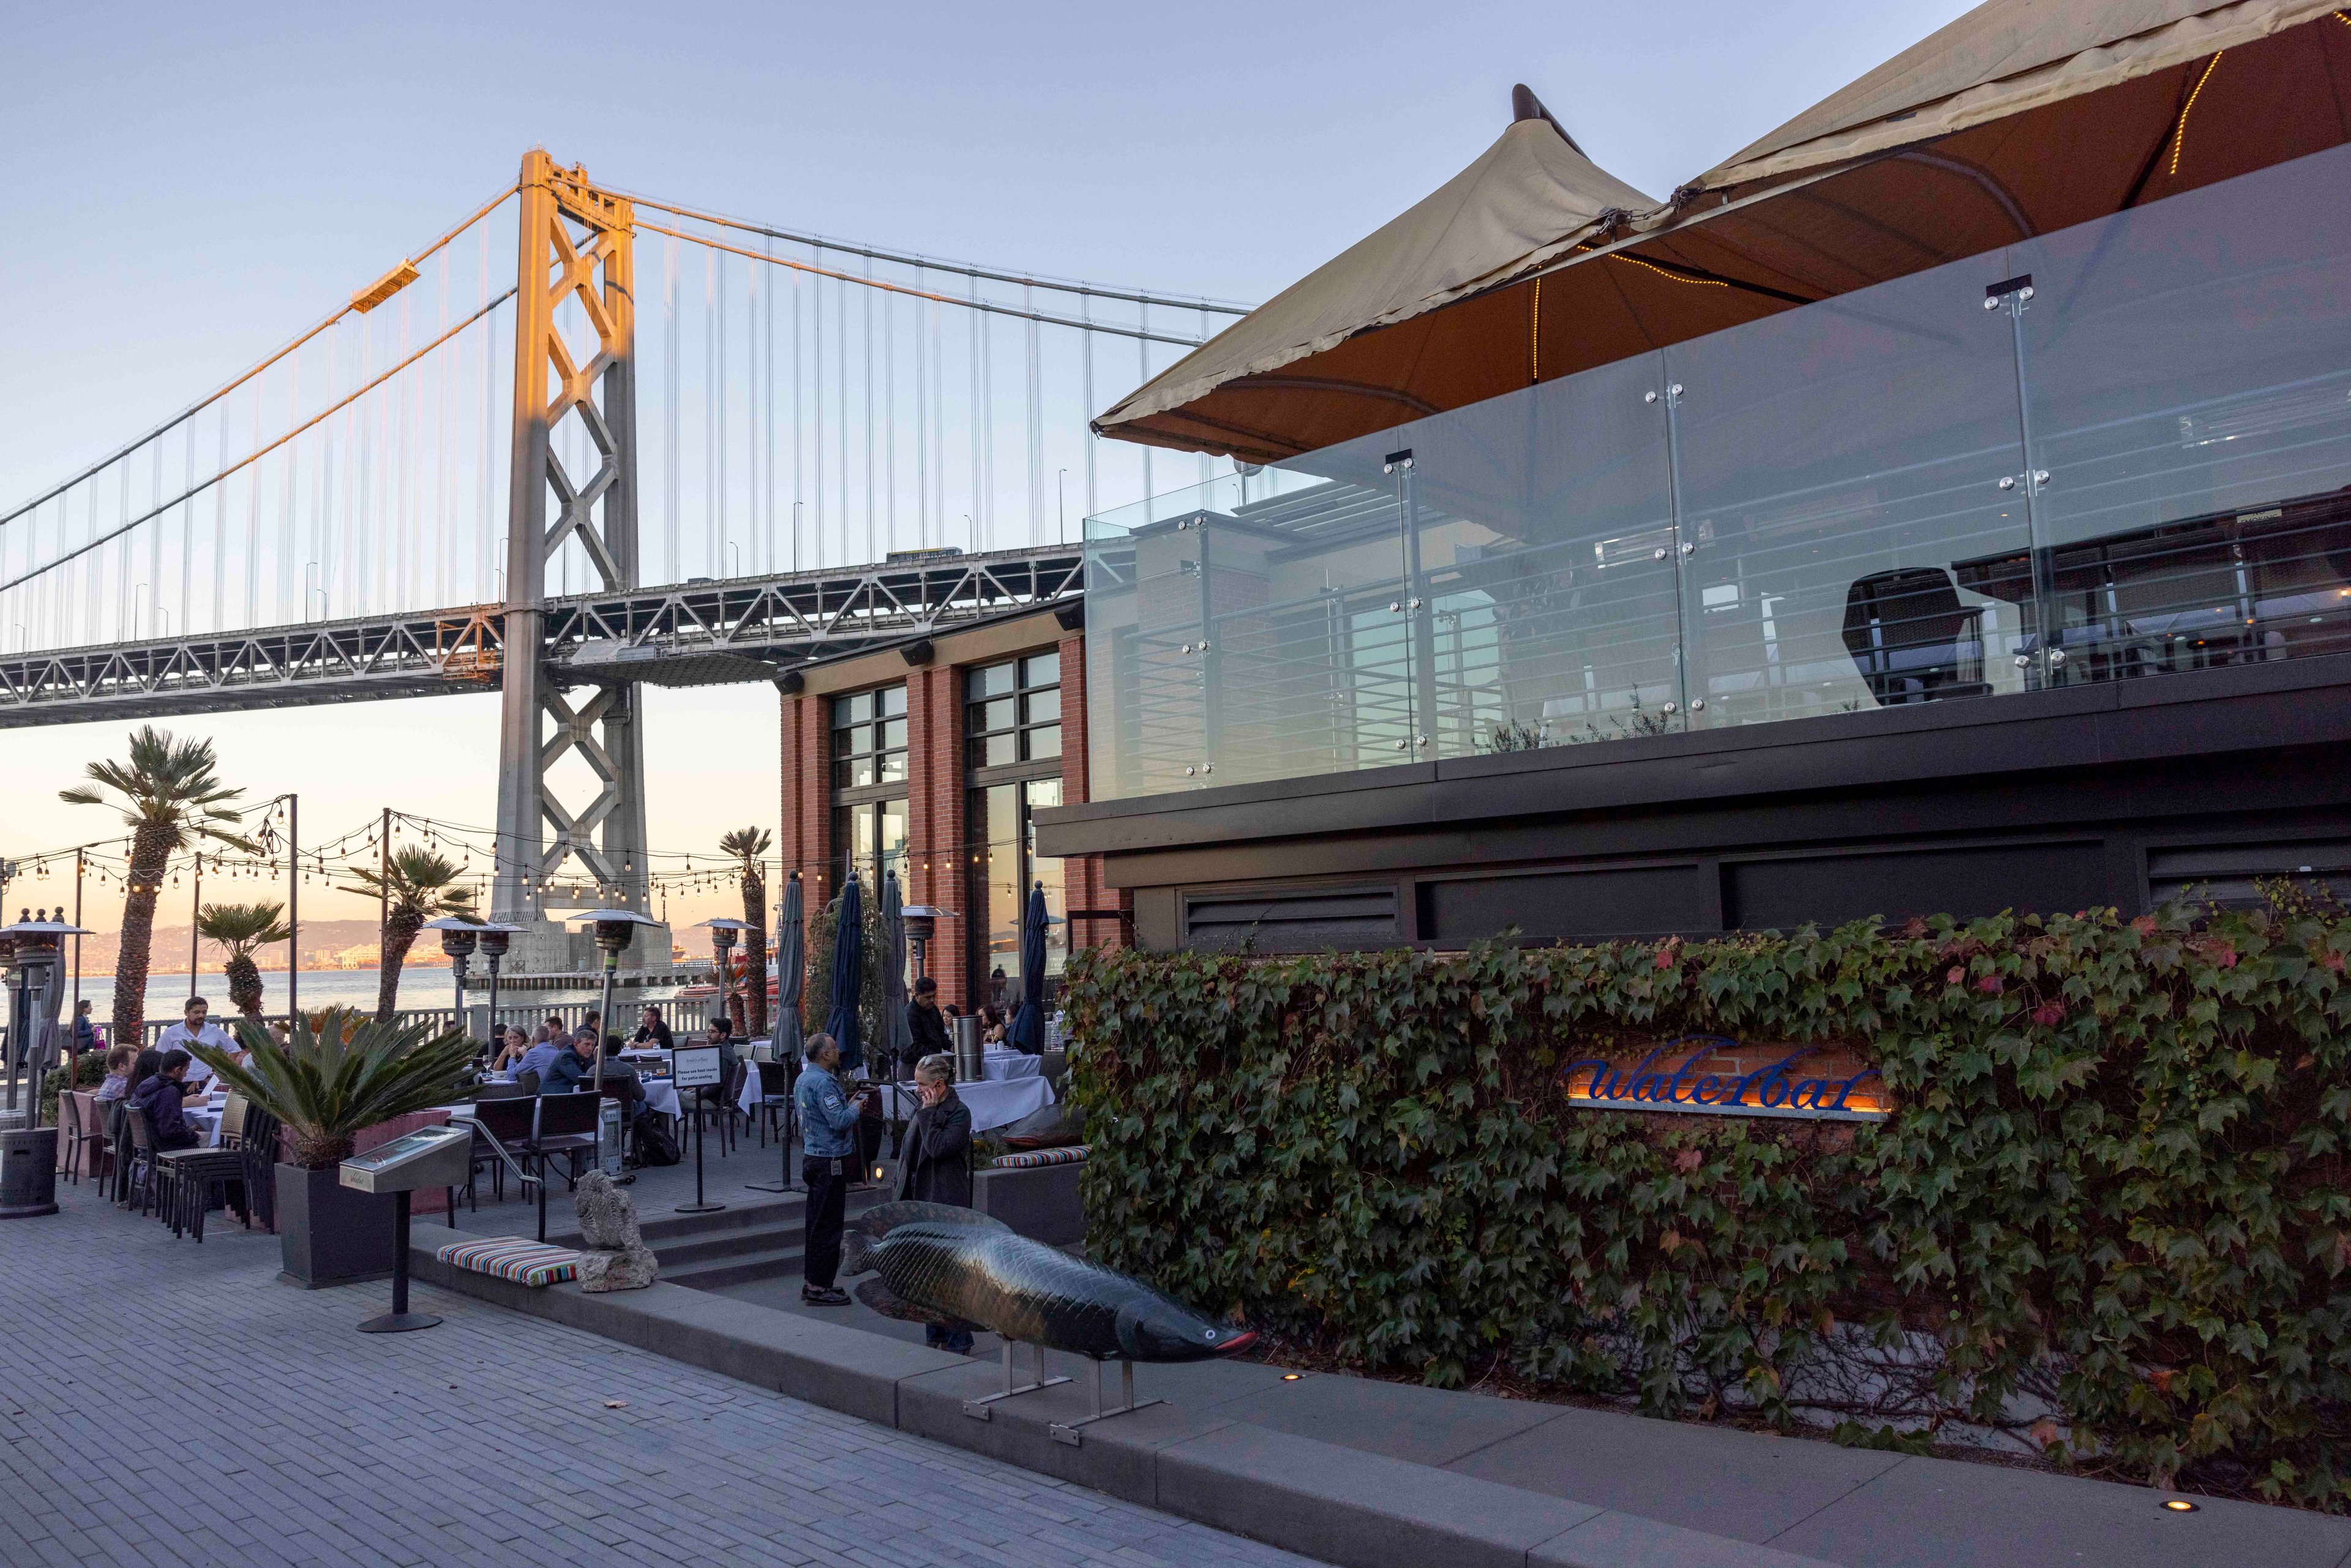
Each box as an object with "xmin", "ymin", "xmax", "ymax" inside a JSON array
[{"xmin": 57, "ymin": 918, "xmax": 447, "ymax": 976}]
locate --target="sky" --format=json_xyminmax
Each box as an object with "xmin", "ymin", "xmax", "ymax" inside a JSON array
[{"xmin": 0, "ymin": 0, "xmax": 1974, "ymax": 940}]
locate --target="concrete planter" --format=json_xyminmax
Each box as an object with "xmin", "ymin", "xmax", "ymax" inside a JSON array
[
  {"xmin": 973, "ymin": 1160, "xmax": 1085, "ymax": 1245},
  {"xmin": 276, "ymin": 1163, "xmax": 394, "ymax": 1288}
]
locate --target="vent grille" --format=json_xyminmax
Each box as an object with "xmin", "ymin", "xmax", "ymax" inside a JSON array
[
  {"xmin": 1183, "ymin": 885, "xmax": 1398, "ymax": 953},
  {"xmin": 2148, "ymin": 841, "xmax": 2351, "ymax": 909}
]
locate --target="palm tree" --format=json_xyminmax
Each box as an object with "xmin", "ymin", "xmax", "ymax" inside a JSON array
[
  {"xmin": 59, "ymin": 726, "xmax": 251, "ymax": 1048},
  {"xmin": 719, "ymin": 827, "xmax": 772, "ymax": 1038},
  {"xmin": 195, "ymin": 900, "xmax": 290, "ymax": 1018},
  {"xmin": 340, "ymin": 848, "xmax": 476, "ymax": 1020}
]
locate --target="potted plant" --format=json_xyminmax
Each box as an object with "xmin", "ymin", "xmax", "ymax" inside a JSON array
[{"xmin": 189, "ymin": 1009, "xmax": 476, "ymax": 1288}]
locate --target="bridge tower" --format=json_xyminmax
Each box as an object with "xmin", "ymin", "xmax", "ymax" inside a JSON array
[{"xmin": 492, "ymin": 149, "xmax": 661, "ymax": 973}]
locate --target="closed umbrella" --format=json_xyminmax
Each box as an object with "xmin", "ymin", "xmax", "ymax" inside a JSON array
[
  {"xmin": 748, "ymin": 871, "xmax": 809, "ymax": 1196},
  {"xmin": 881, "ymin": 869, "xmax": 912, "ymax": 1079},
  {"xmin": 1011, "ymin": 880, "xmax": 1048, "ymax": 1054},
  {"xmin": 827, "ymin": 873, "xmax": 866, "ymax": 1073},
  {"xmin": 773, "ymin": 872, "xmax": 804, "ymax": 1061}
]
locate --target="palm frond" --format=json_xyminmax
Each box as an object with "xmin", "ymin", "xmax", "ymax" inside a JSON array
[
  {"xmin": 195, "ymin": 900, "xmax": 291, "ymax": 956},
  {"xmin": 189, "ymin": 1010, "xmax": 476, "ymax": 1168}
]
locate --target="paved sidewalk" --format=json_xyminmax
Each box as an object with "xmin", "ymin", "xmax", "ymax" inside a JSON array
[{"xmin": 1, "ymin": 1182, "xmax": 1328, "ymax": 1568}]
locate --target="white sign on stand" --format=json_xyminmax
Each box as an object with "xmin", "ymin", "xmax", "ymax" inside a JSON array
[{"xmin": 672, "ymin": 1045, "xmax": 723, "ymax": 1089}]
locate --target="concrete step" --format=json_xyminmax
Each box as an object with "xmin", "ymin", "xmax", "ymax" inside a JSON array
[
  {"xmin": 546, "ymin": 1195, "xmax": 803, "ymax": 1250},
  {"xmin": 651, "ymin": 1221, "xmax": 805, "ymax": 1267},
  {"xmin": 662, "ymin": 1242, "xmax": 809, "ymax": 1290}
]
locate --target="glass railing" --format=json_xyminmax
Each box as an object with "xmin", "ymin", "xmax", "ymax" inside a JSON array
[{"xmin": 1084, "ymin": 143, "xmax": 2351, "ymax": 797}]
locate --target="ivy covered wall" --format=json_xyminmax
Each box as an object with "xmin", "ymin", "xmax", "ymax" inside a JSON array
[{"xmin": 1063, "ymin": 909, "xmax": 2351, "ymax": 1506}]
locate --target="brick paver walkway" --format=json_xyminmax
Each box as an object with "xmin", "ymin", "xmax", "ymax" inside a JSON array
[{"xmin": 1, "ymin": 1182, "xmax": 1326, "ymax": 1568}]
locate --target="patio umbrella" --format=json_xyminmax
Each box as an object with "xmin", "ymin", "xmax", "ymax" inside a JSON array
[
  {"xmin": 881, "ymin": 869, "xmax": 912, "ymax": 1079},
  {"xmin": 827, "ymin": 873, "xmax": 865, "ymax": 1072},
  {"xmin": 774, "ymin": 872, "xmax": 804, "ymax": 1062},
  {"xmin": 1010, "ymin": 880, "xmax": 1048, "ymax": 1054}
]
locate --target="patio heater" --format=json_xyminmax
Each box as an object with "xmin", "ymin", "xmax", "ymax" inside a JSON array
[
  {"xmin": 693, "ymin": 918, "xmax": 750, "ymax": 1037},
  {"xmin": 421, "ymin": 918, "xmax": 479, "ymax": 1046},
  {"xmin": 901, "ymin": 906, "xmax": 953, "ymax": 986},
  {"xmin": 571, "ymin": 909, "xmax": 659, "ymax": 1178},
  {"xmin": 0, "ymin": 912, "xmax": 91, "ymax": 1220},
  {"xmin": 471, "ymin": 923, "xmax": 522, "ymax": 1040}
]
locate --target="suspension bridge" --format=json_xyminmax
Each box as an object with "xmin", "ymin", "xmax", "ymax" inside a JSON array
[{"xmin": 0, "ymin": 148, "xmax": 1248, "ymax": 965}]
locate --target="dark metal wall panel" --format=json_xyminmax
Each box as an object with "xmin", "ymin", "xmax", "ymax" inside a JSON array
[
  {"xmin": 1722, "ymin": 841, "xmax": 2110, "ymax": 931},
  {"xmin": 1419, "ymin": 864, "xmax": 1709, "ymax": 943}
]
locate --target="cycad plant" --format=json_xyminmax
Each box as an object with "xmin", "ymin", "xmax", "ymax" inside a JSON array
[
  {"xmin": 59, "ymin": 725, "xmax": 253, "ymax": 1048},
  {"xmin": 189, "ymin": 1011, "xmax": 477, "ymax": 1168},
  {"xmin": 719, "ymin": 826, "xmax": 772, "ymax": 1038},
  {"xmin": 196, "ymin": 900, "xmax": 290, "ymax": 1018},
  {"xmin": 341, "ymin": 848, "xmax": 476, "ymax": 1019}
]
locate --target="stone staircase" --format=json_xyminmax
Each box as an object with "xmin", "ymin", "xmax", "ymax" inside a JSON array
[{"xmin": 545, "ymin": 1187, "xmax": 897, "ymax": 1291}]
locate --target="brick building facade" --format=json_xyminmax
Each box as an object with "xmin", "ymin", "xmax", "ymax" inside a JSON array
[{"xmin": 776, "ymin": 602, "xmax": 1123, "ymax": 1015}]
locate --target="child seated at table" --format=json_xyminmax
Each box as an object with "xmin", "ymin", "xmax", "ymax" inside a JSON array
[{"xmin": 91, "ymin": 1045, "xmax": 136, "ymax": 1103}]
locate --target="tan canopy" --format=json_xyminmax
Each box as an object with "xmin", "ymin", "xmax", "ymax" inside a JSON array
[
  {"xmin": 1102, "ymin": 1, "xmax": 2351, "ymax": 465},
  {"xmin": 1093, "ymin": 92, "xmax": 1655, "ymax": 463},
  {"xmin": 1689, "ymin": 0, "xmax": 2346, "ymax": 197}
]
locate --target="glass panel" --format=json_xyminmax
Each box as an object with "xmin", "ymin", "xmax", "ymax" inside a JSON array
[
  {"xmin": 1082, "ymin": 471, "xmax": 1332, "ymax": 796},
  {"xmin": 972, "ymin": 784, "xmax": 1021, "ymax": 996},
  {"xmin": 1408, "ymin": 353, "xmax": 1685, "ymax": 757},
  {"xmin": 980, "ymin": 732, "xmax": 1016, "ymax": 767},
  {"xmin": 969, "ymin": 661, "xmax": 1013, "ymax": 699},
  {"xmin": 1026, "ymin": 778, "xmax": 1067, "ymax": 979},
  {"xmin": 978, "ymin": 698, "xmax": 1016, "ymax": 733},
  {"xmin": 880, "ymin": 717, "xmax": 906, "ymax": 751},
  {"xmin": 1663, "ymin": 251, "xmax": 2036, "ymax": 726},
  {"xmin": 1024, "ymin": 688, "xmax": 1060, "ymax": 725},
  {"xmin": 2015, "ymin": 143, "xmax": 2351, "ymax": 683},
  {"xmin": 1022, "ymin": 652, "xmax": 1060, "ymax": 688},
  {"xmin": 1026, "ymin": 724, "xmax": 1062, "ymax": 761},
  {"xmin": 879, "ymin": 686, "xmax": 906, "ymax": 716},
  {"xmin": 839, "ymin": 691, "xmax": 871, "ymax": 724},
  {"xmin": 1161, "ymin": 446, "xmax": 1415, "ymax": 787}
]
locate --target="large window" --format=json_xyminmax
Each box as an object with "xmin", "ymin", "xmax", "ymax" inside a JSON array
[
  {"xmin": 832, "ymin": 686, "xmax": 907, "ymax": 788},
  {"xmin": 831, "ymin": 685, "xmax": 908, "ymax": 896},
  {"xmin": 965, "ymin": 651, "xmax": 1065, "ymax": 1003},
  {"xmin": 966, "ymin": 653, "xmax": 1061, "ymax": 768}
]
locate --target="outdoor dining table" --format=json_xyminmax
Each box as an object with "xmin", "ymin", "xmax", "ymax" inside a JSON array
[
  {"xmin": 878, "ymin": 1073, "xmax": 1055, "ymax": 1135},
  {"xmin": 980, "ymin": 1048, "xmax": 1041, "ymax": 1082},
  {"xmin": 484, "ymin": 1069, "xmax": 680, "ymax": 1120}
]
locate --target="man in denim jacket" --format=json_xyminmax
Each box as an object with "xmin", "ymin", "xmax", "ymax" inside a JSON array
[{"xmin": 793, "ymin": 1033, "xmax": 863, "ymax": 1305}]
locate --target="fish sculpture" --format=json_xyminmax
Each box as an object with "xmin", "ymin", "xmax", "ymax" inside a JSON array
[{"xmin": 840, "ymin": 1201, "xmax": 1255, "ymax": 1362}]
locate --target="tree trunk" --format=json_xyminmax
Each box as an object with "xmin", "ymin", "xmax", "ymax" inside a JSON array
[
  {"xmin": 111, "ymin": 820, "xmax": 178, "ymax": 1050},
  {"xmin": 742, "ymin": 869, "xmax": 769, "ymax": 1039},
  {"xmin": 376, "ymin": 909, "xmax": 422, "ymax": 1021},
  {"xmin": 225, "ymin": 953, "xmax": 264, "ymax": 1018}
]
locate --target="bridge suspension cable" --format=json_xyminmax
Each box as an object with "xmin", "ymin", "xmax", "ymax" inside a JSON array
[{"xmin": 0, "ymin": 157, "xmax": 1246, "ymax": 660}]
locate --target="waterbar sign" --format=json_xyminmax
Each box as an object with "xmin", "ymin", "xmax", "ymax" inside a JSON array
[{"xmin": 1559, "ymin": 1036, "xmax": 1888, "ymax": 1123}]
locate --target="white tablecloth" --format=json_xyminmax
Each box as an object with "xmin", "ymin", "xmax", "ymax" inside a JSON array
[
  {"xmin": 981, "ymin": 1050, "xmax": 1040, "ymax": 1082},
  {"xmin": 185, "ymin": 1103, "xmax": 226, "ymax": 1148},
  {"xmin": 880, "ymin": 1075, "xmax": 1055, "ymax": 1134}
]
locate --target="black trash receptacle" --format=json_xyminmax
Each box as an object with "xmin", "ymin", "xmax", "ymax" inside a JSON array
[{"xmin": 0, "ymin": 1127, "xmax": 59, "ymax": 1218}]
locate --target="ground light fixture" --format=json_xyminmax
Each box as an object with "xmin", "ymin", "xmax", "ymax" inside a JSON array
[
  {"xmin": 2162, "ymin": 1499, "xmax": 2200, "ymax": 1513},
  {"xmin": 1281, "ymin": 1373, "xmax": 1303, "ymax": 1382}
]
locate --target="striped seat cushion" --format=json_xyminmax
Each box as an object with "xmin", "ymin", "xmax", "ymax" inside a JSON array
[
  {"xmin": 991, "ymin": 1145, "xmax": 1089, "ymax": 1169},
  {"xmin": 435, "ymin": 1237, "xmax": 581, "ymax": 1287}
]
